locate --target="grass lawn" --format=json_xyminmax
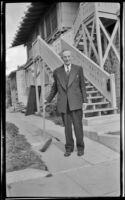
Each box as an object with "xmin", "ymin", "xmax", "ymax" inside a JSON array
[{"xmin": 6, "ymin": 122, "xmax": 48, "ymax": 172}]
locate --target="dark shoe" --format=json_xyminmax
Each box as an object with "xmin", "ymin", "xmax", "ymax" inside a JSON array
[
  {"xmin": 64, "ymin": 151, "xmax": 72, "ymax": 157},
  {"xmin": 77, "ymin": 150, "xmax": 84, "ymax": 156}
]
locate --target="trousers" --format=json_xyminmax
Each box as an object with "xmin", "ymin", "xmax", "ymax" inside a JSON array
[{"xmin": 61, "ymin": 100, "xmax": 84, "ymax": 152}]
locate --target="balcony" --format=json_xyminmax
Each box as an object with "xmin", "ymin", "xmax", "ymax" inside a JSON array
[
  {"xmin": 73, "ymin": 3, "xmax": 120, "ymax": 38},
  {"xmin": 96, "ymin": 3, "xmax": 120, "ymax": 14}
]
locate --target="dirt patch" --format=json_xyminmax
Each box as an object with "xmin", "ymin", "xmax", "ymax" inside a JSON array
[{"xmin": 6, "ymin": 122, "xmax": 48, "ymax": 172}]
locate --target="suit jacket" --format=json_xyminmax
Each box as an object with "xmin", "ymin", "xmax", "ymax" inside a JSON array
[{"xmin": 46, "ymin": 64, "xmax": 87, "ymax": 113}]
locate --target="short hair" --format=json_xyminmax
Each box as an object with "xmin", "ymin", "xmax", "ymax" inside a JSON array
[{"xmin": 60, "ymin": 49, "xmax": 71, "ymax": 58}]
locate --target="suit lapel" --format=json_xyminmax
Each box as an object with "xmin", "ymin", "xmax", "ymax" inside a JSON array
[
  {"xmin": 57, "ymin": 64, "xmax": 78, "ymax": 90},
  {"xmin": 57, "ymin": 65, "xmax": 67, "ymax": 90},
  {"xmin": 68, "ymin": 64, "xmax": 78, "ymax": 87}
]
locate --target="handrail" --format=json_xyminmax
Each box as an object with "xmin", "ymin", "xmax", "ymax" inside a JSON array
[
  {"xmin": 32, "ymin": 35, "xmax": 63, "ymax": 70},
  {"xmin": 60, "ymin": 38, "xmax": 117, "ymax": 108},
  {"xmin": 32, "ymin": 35, "xmax": 117, "ymax": 108}
]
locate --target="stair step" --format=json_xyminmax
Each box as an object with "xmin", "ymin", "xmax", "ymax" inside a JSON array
[
  {"xmin": 86, "ymin": 85, "xmax": 94, "ymax": 89},
  {"xmin": 85, "ymin": 82, "xmax": 90, "ymax": 85},
  {"xmin": 83, "ymin": 114, "xmax": 120, "ymax": 125},
  {"xmin": 84, "ymin": 108, "xmax": 117, "ymax": 114},
  {"xmin": 86, "ymin": 102, "xmax": 109, "ymax": 106},
  {"xmin": 87, "ymin": 96, "xmax": 103, "ymax": 99},
  {"xmin": 78, "ymin": 42, "xmax": 84, "ymax": 45},
  {"xmin": 87, "ymin": 90, "xmax": 98, "ymax": 93},
  {"xmin": 87, "ymin": 91, "xmax": 99, "ymax": 94}
]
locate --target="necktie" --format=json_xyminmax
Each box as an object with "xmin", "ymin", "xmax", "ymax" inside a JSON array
[{"xmin": 66, "ymin": 66, "xmax": 70, "ymax": 75}]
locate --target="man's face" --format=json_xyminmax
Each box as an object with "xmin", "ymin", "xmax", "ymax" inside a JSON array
[{"xmin": 62, "ymin": 50, "xmax": 72, "ymax": 66}]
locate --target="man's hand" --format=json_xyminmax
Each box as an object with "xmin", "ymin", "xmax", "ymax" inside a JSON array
[
  {"xmin": 44, "ymin": 99, "xmax": 48, "ymax": 104},
  {"xmin": 40, "ymin": 100, "xmax": 48, "ymax": 111},
  {"xmin": 83, "ymin": 103, "xmax": 87, "ymax": 111}
]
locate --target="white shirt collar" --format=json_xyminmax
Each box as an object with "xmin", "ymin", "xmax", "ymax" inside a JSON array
[{"xmin": 64, "ymin": 64, "xmax": 71, "ymax": 72}]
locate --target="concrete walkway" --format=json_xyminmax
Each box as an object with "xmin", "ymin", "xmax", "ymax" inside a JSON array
[{"xmin": 6, "ymin": 111, "xmax": 120, "ymax": 197}]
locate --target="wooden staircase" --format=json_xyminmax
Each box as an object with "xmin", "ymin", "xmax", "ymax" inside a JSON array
[
  {"xmin": 32, "ymin": 35, "xmax": 118, "ymax": 124},
  {"xmin": 83, "ymin": 79, "xmax": 117, "ymax": 118},
  {"xmin": 71, "ymin": 2, "xmax": 120, "ymax": 123},
  {"xmin": 41, "ymin": 62, "xmax": 118, "ymax": 119}
]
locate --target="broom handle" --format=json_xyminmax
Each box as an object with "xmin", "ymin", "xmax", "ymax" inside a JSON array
[{"xmin": 42, "ymin": 61, "xmax": 45, "ymax": 134}]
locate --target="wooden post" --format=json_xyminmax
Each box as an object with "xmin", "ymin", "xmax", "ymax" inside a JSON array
[
  {"xmin": 82, "ymin": 23, "xmax": 88, "ymax": 56},
  {"xmin": 110, "ymin": 74, "xmax": 117, "ymax": 108},
  {"xmin": 88, "ymin": 18, "xmax": 95, "ymax": 57},
  {"xmin": 80, "ymin": 4, "xmax": 88, "ymax": 56},
  {"xmin": 95, "ymin": 3, "xmax": 103, "ymax": 68},
  {"xmin": 39, "ymin": 59, "xmax": 46, "ymax": 134},
  {"xmin": 32, "ymin": 43, "xmax": 40, "ymax": 113}
]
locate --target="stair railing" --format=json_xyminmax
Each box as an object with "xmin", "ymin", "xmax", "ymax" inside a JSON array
[
  {"xmin": 32, "ymin": 35, "xmax": 117, "ymax": 109},
  {"xmin": 60, "ymin": 38, "xmax": 117, "ymax": 109}
]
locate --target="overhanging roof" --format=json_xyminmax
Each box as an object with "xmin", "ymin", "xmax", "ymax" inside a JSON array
[{"xmin": 11, "ymin": 2, "xmax": 53, "ymax": 47}]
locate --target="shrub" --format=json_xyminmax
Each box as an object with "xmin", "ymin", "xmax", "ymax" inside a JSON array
[{"xmin": 6, "ymin": 122, "xmax": 48, "ymax": 172}]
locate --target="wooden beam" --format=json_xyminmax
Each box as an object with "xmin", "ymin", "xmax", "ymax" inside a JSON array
[
  {"xmin": 32, "ymin": 43, "xmax": 40, "ymax": 113},
  {"xmin": 95, "ymin": 5, "xmax": 103, "ymax": 68},
  {"xmin": 75, "ymin": 34, "xmax": 83, "ymax": 47},
  {"xmin": 82, "ymin": 24, "xmax": 88, "ymax": 56},
  {"xmin": 84, "ymin": 17, "xmax": 94, "ymax": 26},
  {"xmin": 84, "ymin": 25, "xmax": 99, "ymax": 63},
  {"xmin": 39, "ymin": 58, "xmax": 46, "ymax": 134},
  {"xmin": 42, "ymin": 61, "xmax": 46, "ymax": 134},
  {"xmin": 36, "ymin": 36, "xmax": 63, "ymax": 70},
  {"xmin": 98, "ymin": 12, "xmax": 118, "ymax": 20},
  {"xmin": 99, "ymin": 19, "xmax": 120, "ymax": 65},
  {"xmin": 89, "ymin": 17, "xmax": 95, "ymax": 57}
]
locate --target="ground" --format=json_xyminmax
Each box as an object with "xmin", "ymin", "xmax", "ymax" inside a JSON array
[
  {"xmin": 6, "ymin": 121, "xmax": 48, "ymax": 172},
  {"xmin": 5, "ymin": 110, "xmax": 121, "ymax": 197}
]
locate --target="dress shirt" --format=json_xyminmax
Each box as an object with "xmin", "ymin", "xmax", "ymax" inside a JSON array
[{"xmin": 64, "ymin": 64, "xmax": 71, "ymax": 73}]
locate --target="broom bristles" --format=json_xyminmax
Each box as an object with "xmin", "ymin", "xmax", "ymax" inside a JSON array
[{"xmin": 39, "ymin": 138, "xmax": 52, "ymax": 152}]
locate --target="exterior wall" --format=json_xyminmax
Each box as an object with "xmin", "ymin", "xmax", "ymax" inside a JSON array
[
  {"xmin": 26, "ymin": 28, "xmax": 38, "ymax": 61},
  {"xmin": 44, "ymin": 4, "xmax": 58, "ymax": 40},
  {"xmin": 61, "ymin": 3, "xmax": 79, "ymax": 28},
  {"xmin": 51, "ymin": 29, "xmax": 74, "ymax": 54},
  {"xmin": 25, "ymin": 64, "xmax": 35, "ymax": 88},
  {"xmin": 9, "ymin": 74, "xmax": 18, "ymax": 107},
  {"xmin": 16, "ymin": 70, "xmax": 27, "ymax": 106},
  {"xmin": 6, "ymin": 77, "xmax": 12, "ymax": 107},
  {"xmin": 26, "ymin": 3, "xmax": 79, "ymax": 60},
  {"xmin": 11, "ymin": 90, "xmax": 18, "ymax": 107},
  {"xmin": 27, "ymin": 43, "xmax": 32, "ymax": 60},
  {"xmin": 25, "ymin": 63, "xmax": 50, "ymax": 101}
]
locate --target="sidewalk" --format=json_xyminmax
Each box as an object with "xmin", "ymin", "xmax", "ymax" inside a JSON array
[{"xmin": 6, "ymin": 111, "xmax": 120, "ymax": 197}]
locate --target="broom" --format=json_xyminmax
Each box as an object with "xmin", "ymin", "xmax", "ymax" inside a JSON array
[
  {"xmin": 39, "ymin": 62, "xmax": 61, "ymax": 153},
  {"xmin": 39, "ymin": 103, "xmax": 61, "ymax": 152}
]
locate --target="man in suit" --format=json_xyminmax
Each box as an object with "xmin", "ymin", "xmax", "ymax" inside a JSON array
[{"xmin": 46, "ymin": 50, "xmax": 87, "ymax": 157}]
